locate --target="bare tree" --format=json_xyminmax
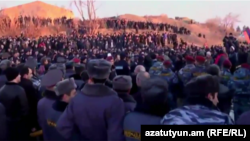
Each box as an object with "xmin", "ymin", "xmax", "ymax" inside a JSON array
[
  {"xmin": 206, "ymin": 13, "xmax": 240, "ymax": 29},
  {"xmin": 70, "ymin": 0, "xmax": 100, "ymax": 34},
  {"xmin": 70, "ymin": 0, "xmax": 86, "ymax": 21},
  {"xmin": 222, "ymin": 13, "xmax": 240, "ymax": 28}
]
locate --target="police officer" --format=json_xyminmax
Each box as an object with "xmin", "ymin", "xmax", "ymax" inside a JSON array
[
  {"xmin": 227, "ymin": 63, "xmax": 250, "ymax": 121},
  {"xmin": 43, "ymin": 78, "xmax": 79, "ymax": 140},
  {"xmin": 160, "ymin": 60, "xmax": 178, "ymax": 84},
  {"xmin": 178, "ymin": 55, "xmax": 195, "ymax": 85},
  {"xmin": 57, "ymin": 59, "xmax": 125, "ymax": 141},
  {"xmin": 113, "ymin": 75, "xmax": 136, "ymax": 112},
  {"xmin": 220, "ymin": 59, "xmax": 232, "ymax": 86},
  {"xmin": 149, "ymin": 55, "xmax": 164, "ymax": 77},
  {"xmin": 37, "ymin": 69, "xmax": 63, "ymax": 140},
  {"xmin": 161, "ymin": 74, "xmax": 234, "ymax": 125},
  {"xmin": 56, "ymin": 56, "xmax": 67, "ymax": 77},
  {"xmin": 115, "ymin": 53, "xmax": 130, "ymax": 75},
  {"xmin": 190, "ymin": 55, "xmax": 207, "ymax": 79}
]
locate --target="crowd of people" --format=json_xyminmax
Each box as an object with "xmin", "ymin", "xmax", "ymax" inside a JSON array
[
  {"xmin": 0, "ymin": 14, "xmax": 249, "ymax": 140},
  {"xmin": 1, "ymin": 15, "xmax": 191, "ymax": 35},
  {"xmin": 0, "ymin": 16, "xmax": 75, "ymax": 28}
]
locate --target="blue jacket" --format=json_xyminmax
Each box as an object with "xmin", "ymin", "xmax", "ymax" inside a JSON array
[
  {"xmin": 56, "ymin": 84, "xmax": 125, "ymax": 141},
  {"xmin": 37, "ymin": 90, "xmax": 59, "ymax": 140},
  {"xmin": 43, "ymin": 100, "xmax": 80, "ymax": 140}
]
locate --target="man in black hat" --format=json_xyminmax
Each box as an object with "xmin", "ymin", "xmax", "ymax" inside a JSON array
[
  {"xmin": 57, "ymin": 59, "xmax": 125, "ymax": 141},
  {"xmin": 0, "ymin": 67, "xmax": 29, "ymax": 140},
  {"xmin": 37, "ymin": 69, "xmax": 63, "ymax": 140},
  {"xmin": 115, "ymin": 53, "xmax": 130, "ymax": 75}
]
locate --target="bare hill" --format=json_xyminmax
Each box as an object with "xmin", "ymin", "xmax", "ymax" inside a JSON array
[
  {"xmin": 117, "ymin": 14, "xmax": 235, "ymax": 46},
  {"xmin": 2, "ymin": 1, "xmax": 74, "ymax": 19},
  {"xmin": 0, "ymin": 1, "xmax": 238, "ymax": 45}
]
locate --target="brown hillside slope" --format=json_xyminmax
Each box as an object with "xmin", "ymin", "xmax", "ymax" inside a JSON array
[
  {"xmin": 118, "ymin": 14, "xmax": 238, "ymax": 46},
  {"xmin": 2, "ymin": 1, "xmax": 74, "ymax": 19}
]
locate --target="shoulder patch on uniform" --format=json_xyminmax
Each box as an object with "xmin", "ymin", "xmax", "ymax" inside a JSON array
[
  {"xmin": 193, "ymin": 72, "xmax": 207, "ymax": 77},
  {"xmin": 161, "ymin": 73, "xmax": 171, "ymax": 76},
  {"xmin": 236, "ymin": 65, "xmax": 241, "ymax": 69}
]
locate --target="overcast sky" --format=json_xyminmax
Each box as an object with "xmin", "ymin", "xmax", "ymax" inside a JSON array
[{"xmin": 0, "ymin": 0, "xmax": 248, "ymax": 28}]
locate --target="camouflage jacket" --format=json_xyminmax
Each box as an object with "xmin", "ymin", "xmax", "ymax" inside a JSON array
[
  {"xmin": 161, "ymin": 104, "xmax": 234, "ymax": 125},
  {"xmin": 220, "ymin": 69, "xmax": 232, "ymax": 86},
  {"xmin": 149, "ymin": 61, "xmax": 163, "ymax": 77},
  {"xmin": 160, "ymin": 68, "xmax": 178, "ymax": 84},
  {"xmin": 178, "ymin": 64, "xmax": 195, "ymax": 85},
  {"xmin": 227, "ymin": 68, "xmax": 250, "ymax": 94},
  {"xmin": 190, "ymin": 65, "xmax": 207, "ymax": 79}
]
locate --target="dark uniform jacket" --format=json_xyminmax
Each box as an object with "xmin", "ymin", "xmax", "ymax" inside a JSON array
[
  {"xmin": 117, "ymin": 92, "xmax": 136, "ymax": 112},
  {"xmin": 43, "ymin": 100, "xmax": 80, "ymax": 140},
  {"xmin": 115, "ymin": 60, "xmax": 130, "ymax": 75},
  {"xmin": 0, "ymin": 103, "xmax": 7, "ymax": 140},
  {"xmin": 0, "ymin": 82, "xmax": 29, "ymax": 140},
  {"xmin": 37, "ymin": 90, "xmax": 59, "ymax": 140},
  {"xmin": 57, "ymin": 84, "xmax": 125, "ymax": 141},
  {"xmin": 0, "ymin": 74, "xmax": 7, "ymax": 88}
]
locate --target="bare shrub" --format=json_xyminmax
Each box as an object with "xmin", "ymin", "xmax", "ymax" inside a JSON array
[{"xmin": 205, "ymin": 13, "xmax": 240, "ymax": 32}]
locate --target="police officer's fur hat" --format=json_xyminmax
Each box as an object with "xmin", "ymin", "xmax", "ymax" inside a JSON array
[
  {"xmin": 54, "ymin": 78, "xmax": 77, "ymax": 96},
  {"xmin": 49, "ymin": 64, "xmax": 57, "ymax": 70},
  {"xmin": 86, "ymin": 59, "xmax": 111, "ymax": 79},
  {"xmin": 0, "ymin": 59, "xmax": 11, "ymax": 70},
  {"xmin": 113, "ymin": 75, "xmax": 132, "ymax": 91},
  {"xmin": 49, "ymin": 64, "xmax": 66, "ymax": 76},
  {"xmin": 56, "ymin": 56, "xmax": 67, "ymax": 63},
  {"xmin": 25, "ymin": 56, "xmax": 37, "ymax": 69},
  {"xmin": 41, "ymin": 69, "xmax": 63, "ymax": 87}
]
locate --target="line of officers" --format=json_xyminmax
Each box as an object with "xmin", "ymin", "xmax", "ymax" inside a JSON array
[{"xmin": 0, "ymin": 55, "xmax": 134, "ymax": 140}]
